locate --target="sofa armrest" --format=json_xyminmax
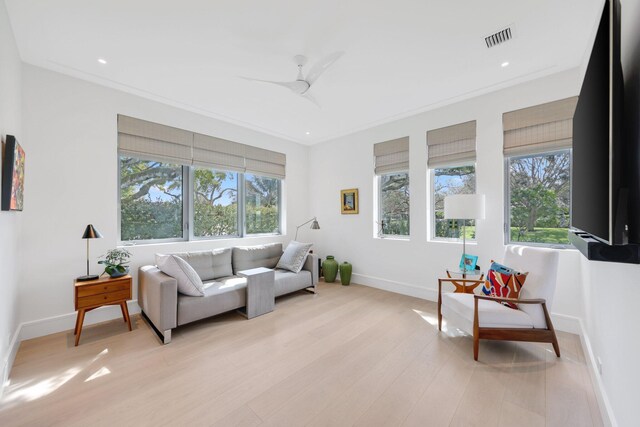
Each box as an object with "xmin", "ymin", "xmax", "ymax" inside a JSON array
[
  {"xmin": 138, "ymin": 265, "xmax": 178, "ymax": 342},
  {"xmin": 303, "ymin": 253, "xmax": 319, "ymax": 286}
]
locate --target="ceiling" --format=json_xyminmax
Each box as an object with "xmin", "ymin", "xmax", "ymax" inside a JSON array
[{"xmin": 5, "ymin": 0, "xmax": 604, "ymax": 144}]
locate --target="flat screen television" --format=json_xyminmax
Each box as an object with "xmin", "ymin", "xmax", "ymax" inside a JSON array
[{"xmin": 572, "ymin": 0, "xmax": 627, "ymax": 245}]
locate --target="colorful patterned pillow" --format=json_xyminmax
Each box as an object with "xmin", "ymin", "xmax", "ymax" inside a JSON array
[{"xmin": 482, "ymin": 261, "xmax": 528, "ymax": 309}]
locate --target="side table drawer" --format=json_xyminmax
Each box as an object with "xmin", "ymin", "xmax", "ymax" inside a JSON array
[
  {"xmin": 77, "ymin": 281, "xmax": 130, "ymax": 297},
  {"xmin": 77, "ymin": 289, "xmax": 130, "ymax": 308}
]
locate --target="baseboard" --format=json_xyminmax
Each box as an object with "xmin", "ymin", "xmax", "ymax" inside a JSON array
[
  {"xmin": 351, "ymin": 273, "xmax": 438, "ymax": 301},
  {"xmin": 0, "ymin": 324, "xmax": 22, "ymax": 398},
  {"xmin": 548, "ymin": 312, "xmax": 581, "ymax": 335},
  {"xmin": 577, "ymin": 319, "xmax": 617, "ymax": 427},
  {"xmin": 20, "ymin": 300, "xmax": 140, "ymax": 341}
]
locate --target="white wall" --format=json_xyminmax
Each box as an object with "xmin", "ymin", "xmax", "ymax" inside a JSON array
[
  {"xmin": 0, "ymin": 0, "xmax": 22, "ymax": 392},
  {"xmin": 308, "ymin": 68, "xmax": 585, "ymax": 329},
  {"xmin": 18, "ymin": 64, "xmax": 310, "ymax": 337}
]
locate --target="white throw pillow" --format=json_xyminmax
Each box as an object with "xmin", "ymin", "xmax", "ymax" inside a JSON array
[
  {"xmin": 155, "ymin": 254, "xmax": 205, "ymax": 297},
  {"xmin": 276, "ymin": 241, "xmax": 313, "ymax": 273}
]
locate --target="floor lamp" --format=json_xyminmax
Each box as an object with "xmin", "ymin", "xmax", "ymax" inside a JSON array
[
  {"xmin": 295, "ymin": 217, "xmax": 320, "ymax": 241},
  {"xmin": 444, "ymin": 194, "xmax": 485, "ymax": 271}
]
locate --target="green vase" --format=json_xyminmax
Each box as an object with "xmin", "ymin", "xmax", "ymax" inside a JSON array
[
  {"xmin": 323, "ymin": 256, "xmax": 339, "ymax": 283},
  {"xmin": 339, "ymin": 261, "xmax": 352, "ymax": 286}
]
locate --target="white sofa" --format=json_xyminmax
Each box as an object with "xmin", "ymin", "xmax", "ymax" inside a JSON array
[{"xmin": 138, "ymin": 243, "xmax": 318, "ymax": 343}]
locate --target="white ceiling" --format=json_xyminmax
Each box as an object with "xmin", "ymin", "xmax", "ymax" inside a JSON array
[{"xmin": 5, "ymin": 0, "xmax": 604, "ymax": 144}]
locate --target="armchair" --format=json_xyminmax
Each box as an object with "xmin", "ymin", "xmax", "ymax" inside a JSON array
[{"xmin": 438, "ymin": 245, "xmax": 560, "ymax": 361}]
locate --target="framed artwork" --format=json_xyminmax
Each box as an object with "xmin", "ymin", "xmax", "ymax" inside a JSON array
[
  {"xmin": 1, "ymin": 135, "xmax": 25, "ymax": 211},
  {"xmin": 459, "ymin": 253, "xmax": 478, "ymax": 272},
  {"xmin": 341, "ymin": 188, "xmax": 359, "ymax": 214}
]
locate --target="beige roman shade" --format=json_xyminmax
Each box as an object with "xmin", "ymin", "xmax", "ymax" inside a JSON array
[
  {"xmin": 118, "ymin": 115, "xmax": 193, "ymax": 165},
  {"xmin": 118, "ymin": 115, "xmax": 286, "ymax": 178},
  {"xmin": 503, "ymin": 96, "xmax": 579, "ymax": 156},
  {"xmin": 374, "ymin": 137, "xmax": 409, "ymax": 174},
  {"xmin": 427, "ymin": 120, "xmax": 476, "ymax": 168}
]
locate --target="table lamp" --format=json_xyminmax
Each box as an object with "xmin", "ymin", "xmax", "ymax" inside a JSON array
[
  {"xmin": 77, "ymin": 224, "xmax": 103, "ymax": 281},
  {"xmin": 444, "ymin": 194, "xmax": 485, "ymax": 270}
]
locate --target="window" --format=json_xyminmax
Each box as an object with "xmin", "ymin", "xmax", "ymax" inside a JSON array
[
  {"xmin": 245, "ymin": 174, "xmax": 281, "ymax": 234},
  {"xmin": 120, "ymin": 157, "xmax": 185, "ymax": 241},
  {"xmin": 193, "ymin": 169, "xmax": 238, "ymax": 238},
  {"xmin": 374, "ymin": 137, "xmax": 410, "ymax": 238},
  {"xmin": 117, "ymin": 115, "xmax": 285, "ymax": 243},
  {"xmin": 119, "ymin": 156, "xmax": 282, "ymax": 242},
  {"xmin": 379, "ymin": 172, "xmax": 410, "ymax": 236},
  {"xmin": 432, "ymin": 165, "xmax": 476, "ymax": 239},
  {"xmin": 502, "ymin": 97, "xmax": 577, "ymax": 246},
  {"xmin": 506, "ymin": 150, "xmax": 571, "ymax": 245},
  {"xmin": 427, "ymin": 120, "xmax": 478, "ymax": 241}
]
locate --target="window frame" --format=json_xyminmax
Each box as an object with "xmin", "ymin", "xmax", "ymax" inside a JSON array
[
  {"xmin": 118, "ymin": 155, "xmax": 282, "ymax": 245},
  {"xmin": 377, "ymin": 170, "xmax": 410, "ymax": 239},
  {"xmin": 503, "ymin": 148, "xmax": 573, "ymax": 248},
  {"xmin": 429, "ymin": 162, "xmax": 477, "ymax": 242}
]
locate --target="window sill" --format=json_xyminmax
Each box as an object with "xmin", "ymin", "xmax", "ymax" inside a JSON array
[
  {"xmin": 429, "ymin": 238, "xmax": 478, "ymax": 245},
  {"xmin": 375, "ymin": 235, "xmax": 410, "ymax": 241},
  {"xmin": 119, "ymin": 233, "xmax": 281, "ymax": 248}
]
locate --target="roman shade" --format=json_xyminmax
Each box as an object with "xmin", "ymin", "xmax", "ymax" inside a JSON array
[
  {"xmin": 427, "ymin": 120, "xmax": 476, "ymax": 168},
  {"xmin": 374, "ymin": 137, "xmax": 409, "ymax": 175},
  {"xmin": 503, "ymin": 97, "xmax": 579, "ymax": 156},
  {"xmin": 117, "ymin": 115, "xmax": 286, "ymax": 178}
]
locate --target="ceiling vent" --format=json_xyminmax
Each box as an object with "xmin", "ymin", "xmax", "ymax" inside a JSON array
[{"xmin": 485, "ymin": 27, "xmax": 512, "ymax": 48}]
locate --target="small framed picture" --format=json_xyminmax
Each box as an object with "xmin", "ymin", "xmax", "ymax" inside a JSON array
[
  {"xmin": 459, "ymin": 253, "xmax": 478, "ymax": 272},
  {"xmin": 340, "ymin": 188, "xmax": 359, "ymax": 214}
]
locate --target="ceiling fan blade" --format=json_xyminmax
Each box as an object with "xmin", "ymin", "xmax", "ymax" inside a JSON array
[
  {"xmin": 240, "ymin": 76, "xmax": 300, "ymax": 91},
  {"xmin": 306, "ymin": 51, "xmax": 344, "ymax": 86},
  {"xmin": 302, "ymin": 92, "xmax": 321, "ymax": 108}
]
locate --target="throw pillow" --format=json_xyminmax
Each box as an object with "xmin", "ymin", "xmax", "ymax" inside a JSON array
[
  {"xmin": 276, "ymin": 241, "xmax": 313, "ymax": 273},
  {"xmin": 481, "ymin": 261, "xmax": 528, "ymax": 309},
  {"xmin": 155, "ymin": 254, "xmax": 205, "ymax": 297}
]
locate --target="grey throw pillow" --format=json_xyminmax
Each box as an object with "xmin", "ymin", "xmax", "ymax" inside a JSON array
[
  {"xmin": 156, "ymin": 254, "xmax": 205, "ymax": 296},
  {"xmin": 276, "ymin": 241, "xmax": 313, "ymax": 273}
]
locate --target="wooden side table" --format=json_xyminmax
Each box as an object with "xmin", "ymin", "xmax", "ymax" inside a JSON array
[
  {"xmin": 74, "ymin": 274, "xmax": 132, "ymax": 346},
  {"xmin": 237, "ymin": 267, "xmax": 275, "ymax": 319}
]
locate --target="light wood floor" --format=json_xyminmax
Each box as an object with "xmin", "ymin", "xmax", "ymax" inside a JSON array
[{"xmin": 1, "ymin": 281, "xmax": 602, "ymax": 427}]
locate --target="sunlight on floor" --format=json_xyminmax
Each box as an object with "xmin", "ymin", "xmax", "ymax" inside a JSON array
[
  {"xmin": 84, "ymin": 366, "xmax": 111, "ymax": 382},
  {"xmin": 1, "ymin": 348, "xmax": 110, "ymax": 408},
  {"xmin": 412, "ymin": 309, "xmax": 467, "ymax": 337}
]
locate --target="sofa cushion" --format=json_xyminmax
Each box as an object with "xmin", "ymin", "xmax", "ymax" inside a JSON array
[
  {"xmin": 166, "ymin": 248, "xmax": 233, "ymax": 281},
  {"xmin": 274, "ymin": 269, "xmax": 312, "ymax": 297},
  {"xmin": 232, "ymin": 243, "xmax": 282, "ymax": 274},
  {"xmin": 177, "ymin": 276, "xmax": 247, "ymax": 325},
  {"xmin": 276, "ymin": 241, "xmax": 312, "ymax": 273},
  {"xmin": 155, "ymin": 254, "xmax": 205, "ymax": 297}
]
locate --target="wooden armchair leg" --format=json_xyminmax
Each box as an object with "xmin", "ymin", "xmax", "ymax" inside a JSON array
[
  {"xmin": 473, "ymin": 296, "xmax": 480, "ymax": 361},
  {"xmin": 437, "ymin": 279, "xmax": 442, "ymax": 331},
  {"xmin": 542, "ymin": 302, "xmax": 561, "ymax": 357}
]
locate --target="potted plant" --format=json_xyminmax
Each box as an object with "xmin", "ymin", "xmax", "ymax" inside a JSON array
[{"xmin": 99, "ymin": 248, "xmax": 132, "ymax": 278}]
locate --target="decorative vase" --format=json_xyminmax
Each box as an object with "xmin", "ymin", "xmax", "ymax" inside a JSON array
[
  {"xmin": 339, "ymin": 261, "xmax": 352, "ymax": 286},
  {"xmin": 322, "ymin": 256, "xmax": 339, "ymax": 283}
]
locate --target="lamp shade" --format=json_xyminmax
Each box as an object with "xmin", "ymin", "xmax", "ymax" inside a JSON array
[
  {"xmin": 444, "ymin": 194, "xmax": 486, "ymax": 220},
  {"xmin": 310, "ymin": 219, "xmax": 320, "ymax": 230},
  {"xmin": 82, "ymin": 224, "xmax": 103, "ymax": 239}
]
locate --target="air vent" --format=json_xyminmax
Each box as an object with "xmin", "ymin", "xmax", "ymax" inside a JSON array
[{"xmin": 485, "ymin": 27, "xmax": 512, "ymax": 48}]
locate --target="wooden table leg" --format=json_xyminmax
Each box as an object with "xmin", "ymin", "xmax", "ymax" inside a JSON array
[
  {"xmin": 121, "ymin": 302, "xmax": 132, "ymax": 331},
  {"xmin": 75, "ymin": 309, "xmax": 86, "ymax": 346},
  {"xmin": 74, "ymin": 311, "xmax": 81, "ymax": 336}
]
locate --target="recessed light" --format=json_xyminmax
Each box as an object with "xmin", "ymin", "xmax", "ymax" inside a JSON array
[
  {"xmin": 501, "ymin": 61, "xmax": 510, "ymax": 68},
  {"xmin": 305, "ymin": 131, "xmax": 311, "ymax": 135},
  {"xmin": 97, "ymin": 58, "xmax": 107, "ymax": 65}
]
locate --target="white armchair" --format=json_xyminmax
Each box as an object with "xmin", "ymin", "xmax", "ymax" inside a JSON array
[{"xmin": 437, "ymin": 245, "xmax": 560, "ymax": 361}]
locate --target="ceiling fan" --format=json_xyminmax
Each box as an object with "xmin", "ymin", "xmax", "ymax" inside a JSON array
[{"xmin": 242, "ymin": 52, "xmax": 344, "ymax": 107}]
